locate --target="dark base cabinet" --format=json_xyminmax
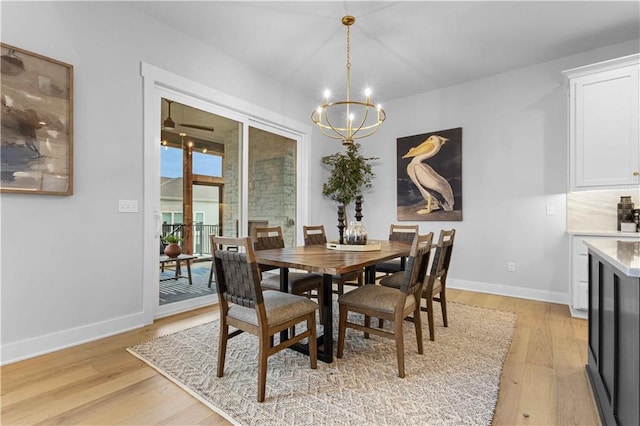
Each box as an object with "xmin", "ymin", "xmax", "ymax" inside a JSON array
[{"xmin": 587, "ymin": 250, "xmax": 639, "ymax": 426}]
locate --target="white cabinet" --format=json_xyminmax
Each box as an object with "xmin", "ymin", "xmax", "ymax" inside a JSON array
[
  {"xmin": 564, "ymin": 54, "xmax": 640, "ymax": 191},
  {"xmin": 570, "ymin": 234, "xmax": 638, "ymax": 318}
]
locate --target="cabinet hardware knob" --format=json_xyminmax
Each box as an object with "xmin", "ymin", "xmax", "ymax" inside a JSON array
[{"xmin": 634, "ymin": 171, "xmax": 639, "ymax": 176}]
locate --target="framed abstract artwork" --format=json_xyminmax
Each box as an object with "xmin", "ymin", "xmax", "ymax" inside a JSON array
[
  {"xmin": 1, "ymin": 43, "xmax": 73, "ymax": 195},
  {"xmin": 396, "ymin": 127, "xmax": 462, "ymax": 221}
]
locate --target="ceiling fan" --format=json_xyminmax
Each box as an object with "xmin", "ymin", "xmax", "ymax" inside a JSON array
[{"xmin": 163, "ymin": 99, "xmax": 214, "ymax": 132}]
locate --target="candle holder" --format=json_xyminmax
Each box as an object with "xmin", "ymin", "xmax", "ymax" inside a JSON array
[
  {"xmin": 355, "ymin": 195, "xmax": 363, "ymax": 222},
  {"xmin": 337, "ymin": 206, "xmax": 345, "ymax": 244}
]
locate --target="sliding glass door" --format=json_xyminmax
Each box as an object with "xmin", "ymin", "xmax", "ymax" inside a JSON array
[{"xmin": 247, "ymin": 126, "xmax": 297, "ymax": 245}]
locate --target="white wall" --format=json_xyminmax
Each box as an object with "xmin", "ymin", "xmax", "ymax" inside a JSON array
[
  {"xmin": 308, "ymin": 39, "xmax": 639, "ymax": 303},
  {"xmin": 1, "ymin": 1, "xmax": 638, "ymax": 364},
  {"xmin": 0, "ymin": 2, "xmax": 312, "ymax": 363}
]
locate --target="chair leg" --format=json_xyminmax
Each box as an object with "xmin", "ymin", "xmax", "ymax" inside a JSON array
[
  {"xmin": 394, "ymin": 316, "xmax": 405, "ymax": 378},
  {"xmin": 307, "ymin": 314, "xmax": 318, "ymax": 369},
  {"xmin": 336, "ymin": 306, "xmax": 348, "ymax": 358},
  {"xmin": 316, "ymin": 288, "xmax": 323, "ymax": 319},
  {"xmin": 337, "ymin": 280, "xmax": 344, "ymax": 295},
  {"xmin": 377, "ymin": 318, "xmax": 384, "ymax": 329},
  {"xmin": 257, "ymin": 334, "xmax": 269, "ymax": 402},
  {"xmin": 426, "ymin": 297, "xmax": 435, "ymax": 342},
  {"xmin": 217, "ymin": 320, "xmax": 228, "ymax": 378},
  {"xmin": 414, "ymin": 304, "xmax": 424, "ymax": 355},
  {"xmin": 364, "ymin": 315, "xmax": 371, "ymax": 339},
  {"xmin": 208, "ymin": 264, "xmax": 214, "ymax": 288},
  {"xmin": 440, "ymin": 290, "xmax": 448, "ymax": 327}
]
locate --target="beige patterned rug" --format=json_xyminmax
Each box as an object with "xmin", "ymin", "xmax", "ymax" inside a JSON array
[{"xmin": 128, "ymin": 301, "xmax": 515, "ymax": 425}]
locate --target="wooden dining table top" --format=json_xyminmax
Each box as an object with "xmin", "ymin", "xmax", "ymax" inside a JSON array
[{"xmin": 253, "ymin": 240, "xmax": 412, "ymax": 276}]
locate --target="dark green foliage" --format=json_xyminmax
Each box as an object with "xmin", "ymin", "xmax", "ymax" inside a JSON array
[{"xmin": 321, "ymin": 143, "xmax": 378, "ymax": 206}]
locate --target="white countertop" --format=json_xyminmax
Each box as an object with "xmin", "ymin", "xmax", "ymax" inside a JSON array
[
  {"xmin": 568, "ymin": 229, "xmax": 639, "ymax": 237},
  {"xmin": 584, "ymin": 239, "xmax": 640, "ymax": 277}
]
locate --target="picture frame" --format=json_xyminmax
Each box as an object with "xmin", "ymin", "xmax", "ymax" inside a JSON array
[
  {"xmin": 396, "ymin": 127, "xmax": 462, "ymax": 221},
  {"xmin": 1, "ymin": 43, "xmax": 73, "ymax": 195}
]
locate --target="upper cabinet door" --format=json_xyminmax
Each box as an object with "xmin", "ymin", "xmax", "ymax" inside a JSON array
[{"xmin": 565, "ymin": 55, "xmax": 639, "ymax": 190}]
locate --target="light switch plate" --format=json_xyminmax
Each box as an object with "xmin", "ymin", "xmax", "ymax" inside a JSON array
[
  {"xmin": 546, "ymin": 205, "xmax": 555, "ymax": 215},
  {"xmin": 118, "ymin": 199, "xmax": 139, "ymax": 213}
]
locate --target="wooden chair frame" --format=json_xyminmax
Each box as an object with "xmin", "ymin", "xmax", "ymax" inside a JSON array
[
  {"xmin": 420, "ymin": 229, "xmax": 455, "ymax": 340},
  {"xmin": 337, "ymin": 232, "xmax": 433, "ymax": 378},
  {"xmin": 211, "ymin": 236, "xmax": 318, "ymax": 402},
  {"xmin": 375, "ymin": 224, "xmax": 419, "ymax": 280}
]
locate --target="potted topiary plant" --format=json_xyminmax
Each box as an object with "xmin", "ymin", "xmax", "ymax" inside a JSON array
[
  {"xmin": 162, "ymin": 235, "xmax": 183, "ymax": 258},
  {"xmin": 321, "ymin": 143, "xmax": 378, "ymax": 243}
]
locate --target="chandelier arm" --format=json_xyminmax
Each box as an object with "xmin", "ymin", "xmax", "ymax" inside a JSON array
[{"xmin": 350, "ymin": 105, "xmax": 371, "ymax": 140}]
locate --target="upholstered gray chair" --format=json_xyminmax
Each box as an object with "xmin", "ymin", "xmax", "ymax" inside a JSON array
[
  {"xmin": 211, "ymin": 236, "xmax": 318, "ymax": 402},
  {"xmin": 337, "ymin": 232, "xmax": 433, "ymax": 378},
  {"xmin": 303, "ymin": 224, "xmax": 364, "ymax": 294},
  {"xmin": 374, "ymin": 224, "xmax": 419, "ymax": 280},
  {"xmin": 379, "ymin": 229, "xmax": 456, "ymax": 341}
]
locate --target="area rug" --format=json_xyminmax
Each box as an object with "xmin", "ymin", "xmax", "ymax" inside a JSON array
[
  {"xmin": 159, "ymin": 264, "xmax": 216, "ymax": 305},
  {"xmin": 128, "ymin": 301, "xmax": 516, "ymax": 425}
]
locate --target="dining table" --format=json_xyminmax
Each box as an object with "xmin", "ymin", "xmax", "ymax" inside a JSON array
[{"xmin": 254, "ymin": 240, "xmax": 412, "ymax": 363}]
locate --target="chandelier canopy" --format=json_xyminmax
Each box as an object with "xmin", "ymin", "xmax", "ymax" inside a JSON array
[{"xmin": 311, "ymin": 16, "xmax": 386, "ymax": 145}]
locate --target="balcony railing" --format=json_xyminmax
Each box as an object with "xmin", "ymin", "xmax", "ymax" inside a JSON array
[{"xmin": 162, "ymin": 223, "xmax": 219, "ymax": 257}]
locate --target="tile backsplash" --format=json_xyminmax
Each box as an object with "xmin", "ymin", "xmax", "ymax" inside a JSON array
[{"xmin": 567, "ymin": 188, "xmax": 640, "ymax": 231}]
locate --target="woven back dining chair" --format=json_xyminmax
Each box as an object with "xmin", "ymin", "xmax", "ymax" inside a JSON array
[
  {"xmin": 303, "ymin": 225, "xmax": 364, "ymax": 294},
  {"xmin": 211, "ymin": 236, "xmax": 318, "ymax": 402},
  {"xmin": 374, "ymin": 224, "xmax": 419, "ymax": 280},
  {"xmin": 337, "ymin": 232, "xmax": 434, "ymax": 378},
  {"xmin": 252, "ymin": 226, "xmax": 324, "ymax": 317},
  {"xmin": 379, "ymin": 228, "xmax": 456, "ymax": 341}
]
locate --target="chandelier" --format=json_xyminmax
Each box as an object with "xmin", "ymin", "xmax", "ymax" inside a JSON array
[{"xmin": 311, "ymin": 15, "xmax": 386, "ymax": 145}]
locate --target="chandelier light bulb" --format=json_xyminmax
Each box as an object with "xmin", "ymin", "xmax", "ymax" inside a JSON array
[
  {"xmin": 365, "ymin": 88, "xmax": 372, "ymax": 96},
  {"xmin": 323, "ymin": 89, "xmax": 331, "ymax": 99}
]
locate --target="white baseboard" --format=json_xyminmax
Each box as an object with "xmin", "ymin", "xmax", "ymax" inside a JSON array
[
  {"xmin": 448, "ymin": 278, "xmax": 570, "ymax": 306},
  {"xmin": 155, "ymin": 294, "xmax": 218, "ymax": 319},
  {"xmin": 0, "ymin": 312, "xmax": 146, "ymax": 366},
  {"xmin": 569, "ymin": 305, "xmax": 589, "ymax": 319},
  {"xmin": 1, "ymin": 280, "xmax": 569, "ymax": 365}
]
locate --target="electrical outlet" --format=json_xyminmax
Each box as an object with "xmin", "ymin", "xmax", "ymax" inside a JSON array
[
  {"xmin": 546, "ymin": 204, "xmax": 555, "ymax": 215},
  {"xmin": 508, "ymin": 262, "xmax": 516, "ymax": 272}
]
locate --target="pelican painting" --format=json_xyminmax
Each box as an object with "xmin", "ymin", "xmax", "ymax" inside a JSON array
[{"xmin": 402, "ymin": 135, "xmax": 455, "ymax": 215}]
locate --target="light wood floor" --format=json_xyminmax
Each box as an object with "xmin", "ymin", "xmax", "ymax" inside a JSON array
[{"xmin": 1, "ymin": 289, "xmax": 600, "ymax": 425}]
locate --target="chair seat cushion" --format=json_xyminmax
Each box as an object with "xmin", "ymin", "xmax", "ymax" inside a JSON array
[
  {"xmin": 381, "ymin": 272, "xmax": 443, "ymax": 295},
  {"xmin": 228, "ymin": 291, "xmax": 318, "ymax": 327},
  {"xmin": 261, "ymin": 272, "xmax": 322, "ymax": 294},
  {"xmin": 375, "ymin": 258, "xmax": 403, "ymax": 274},
  {"xmin": 335, "ymin": 269, "xmax": 362, "ymax": 283},
  {"xmin": 338, "ymin": 285, "xmax": 416, "ymax": 314},
  {"xmin": 379, "ymin": 271, "xmax": 403, "ymax": 288}
]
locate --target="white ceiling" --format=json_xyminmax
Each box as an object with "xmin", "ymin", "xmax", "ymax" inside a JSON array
[{"xmin": 129, "ymin": 0, "xmax": 639, "ymax": 105}]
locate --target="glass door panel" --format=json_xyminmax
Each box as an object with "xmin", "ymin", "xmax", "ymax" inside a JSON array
[
  {"xmin": 192, "ymin": 184, "xmax": 220, "ymax": 255},
  {"xmin": 247, "ymin": 126, "xmax": 297, "ymax": 246},
  {"xmin": 159, "ymin": 97, "xmax": 241, "ymax": 306}
]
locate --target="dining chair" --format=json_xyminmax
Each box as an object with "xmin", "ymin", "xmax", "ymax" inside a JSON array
[
  {"xmin": 379, "ymin": 228, "xmax": 456, "ymax": 341},
  {"xmin": 252, "ymin": 226, "xmax": 324, "ymax": 314},
  {"xmin": 211, "ymin": 236, "xmax": 318, "ymax": 402},
  {"xmin": 303, "ymin": 224, "xmax": 364, "ymax": 295},
  {"xmin": 374, "ymin": 224, "xmax": 419, "ymax": 280},
  {"xmin": 337, "ymin": 232, "xmax": 433, "ymax": 378}
]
